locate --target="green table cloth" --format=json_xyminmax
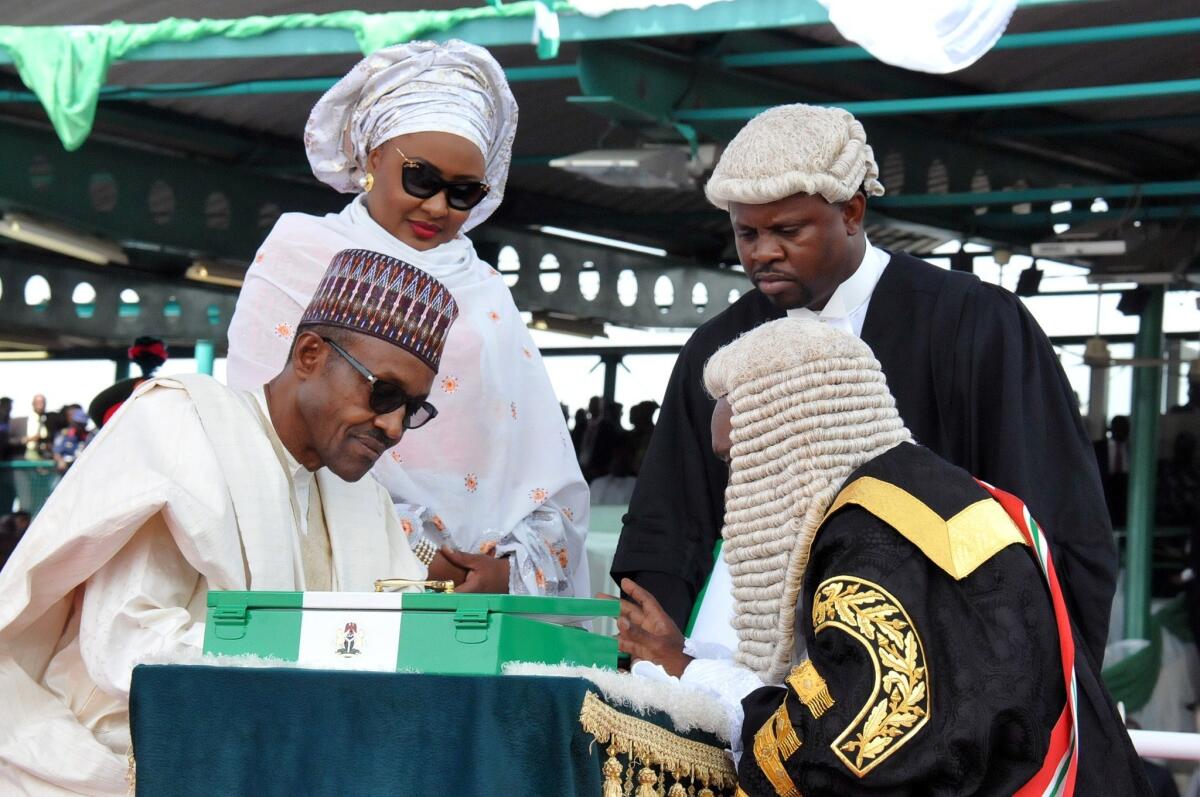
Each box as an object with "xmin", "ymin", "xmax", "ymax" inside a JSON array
[{"xmin": 129, "ymin": 664, "xmax": 735, "ymax": 797}]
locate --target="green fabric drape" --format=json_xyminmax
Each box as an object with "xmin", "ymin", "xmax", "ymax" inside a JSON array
[
  {"xmin": 129, "ymin": 664, "xmax": 727, "ymax": 796},
  {"xmin": 0, "ymin": 3, "xmax": 550, "ymax": 151},
  {"xmin": 1102, "ymin": 594, "xmax": 1193, "ymax": 712}
]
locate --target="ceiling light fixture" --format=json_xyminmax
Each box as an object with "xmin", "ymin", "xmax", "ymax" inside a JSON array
[
  {"xmin": 0, "ymin": 213, "xmax": 128, "ymax": 266},
  {"xmin": 186, "ymin": 260, "xmax": 246, "ymax": 289}
]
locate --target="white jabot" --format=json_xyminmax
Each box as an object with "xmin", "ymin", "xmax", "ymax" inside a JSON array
[{"xmin": 786, "ymin": 235, "xmax": 888, "ymax": 337}]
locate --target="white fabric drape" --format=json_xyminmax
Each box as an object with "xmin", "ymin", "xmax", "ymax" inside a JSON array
[
  {"xmin": 226, "ymin": 197, "xmax": 590, "ymax": 596},
  {"xmin": 817, "ymin": 0, "xmax": 1017, "ymax": 74}
]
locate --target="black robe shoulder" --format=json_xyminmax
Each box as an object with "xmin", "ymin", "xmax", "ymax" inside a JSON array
[{"xmin": 736, "ymin": 443, "xmax": 1148, "ymax": 797}]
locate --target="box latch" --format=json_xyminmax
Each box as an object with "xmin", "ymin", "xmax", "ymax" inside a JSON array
[
  {"xmin": 453, "ymin": 606, "xmax": 491, "ymax": 645},
  {"xmin": 211, "ymin": 604, "xmax": 249, "ymax": 641}
]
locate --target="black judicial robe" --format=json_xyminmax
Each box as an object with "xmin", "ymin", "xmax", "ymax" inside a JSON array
[
  {"xmin": 612, "ymin": 252, "xmax": 1118, "ymax": 666},
  {"xmin": 736, "ymin": 443, "xmax": 1149, "ymax": 797}
]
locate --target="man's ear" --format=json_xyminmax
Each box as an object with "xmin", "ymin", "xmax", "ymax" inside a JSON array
[
  {"xmin": 842, "ymin": 192, "xmax": 866, "ymax": 237},
  {"xmin": 290, "ymin": 331, "xmax": 326, "ymax": 380}
]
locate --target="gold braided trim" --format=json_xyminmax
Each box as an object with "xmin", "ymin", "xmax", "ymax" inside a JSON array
[
  {"xmin": 812, "ymin": 576, "xmax": 929, "ymax": 778},
  {"xmin": 125, "ymin": 748, "xmax": 136, "ymax": 795},
  {"xmin": 824, "ymin": 477, "xmax": 1026, "ymax": 580},
  {"xmin": 579, "ymin": 691, "xmax": 737, "ymax": 790},
  {"xmin": 772, "ymin": 702, "xmax": 802, "ymax": 759},
  {"xmin": 753, "ymin": 721, "xmax": 802, "ymax": 797},
  {"xmin": 786, "ymin": 660, "xmax": 835, "ymax": 719}
]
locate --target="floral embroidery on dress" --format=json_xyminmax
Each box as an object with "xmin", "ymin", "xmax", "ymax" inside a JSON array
[
  {"xmin": 441, "ymin": 376, "xmax": 460, "ymax": 394},
  {"xmin": 554, "ymin": 545, "xmax": 569, "ymax": 568},
  {"xmin": 529, "ymin": 487, "xmax": 549, "ymax": 504},
  {"xmin": 535, "ymin": 568, "xmax": 546, "ymax": 590},
  {"xmin": 390, "ymin": 449, "xmax": 403, "ymax": 463},
  {"xmin": 479, "ymin": 540, "xmax": 497, "ymax": 555},
  {"xmin": 522, "ymin": 347, "xmax": 533, "ymax": 360},
  {"xmin": 401, "ymin": 519, "xmax": 414, "ymax": 537},
  {"xmin": 431, "ymin": 515, "xmax": 446, "ymax": 532},
  {"xmin": 273, "ymin": 322, "xmax": 293, "ymax": 340},
  {"xmin": 561, "ymin": 506, "xmax": 575, "ymax": 522},
  {"xmin": 255, "ymin": 252, "xmax": 266, "ymax": 264},
  {"xmin": 510, "ymin": 402, "xmax": 518, "ymax": 420},
  {"xmin": 465, "ymin": 474, "xmax": 479, "ymax": 493},
  {"xmin": 487, "ymin": 310, "xmax": 501, "ymax": 322}
]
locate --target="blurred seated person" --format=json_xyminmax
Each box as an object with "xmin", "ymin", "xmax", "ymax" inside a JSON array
[
  {"xmin": 51, "ymin": 407, "xmax": 91, "ymax": 474},
  {"xmin": 618, "ymin": 319, "xmax": 1149, "ymax": 796},
  {"xmin": 590, "ymin": 443, "xmax": 638, "ymax": 506},
  {"xmin": 0, "ymin": 250, "xmax": 448, "ymax": 795},
  {"xmin": 88, "ymin": 336, "xmax": 169, "ymax": 429},
  {"xmin": 1095, "ymin": 414, "xmax": 1131, "ymax": 526}
]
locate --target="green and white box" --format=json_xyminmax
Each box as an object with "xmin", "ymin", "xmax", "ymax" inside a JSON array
[{"xmin": 204, "ymin": 590, "xmax": 619, "ymax": 674}]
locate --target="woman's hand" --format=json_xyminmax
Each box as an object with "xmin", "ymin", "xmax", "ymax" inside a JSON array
[
  {"xmin": 440, "ymin": 546, "xmax": 511, "ymax": 593},
  {"xmin": 616, "ymin": 578, "xmax": 692, "ymax": 677},
  {"xmin": 426, "ymin": 550, "xmax": 468, "ymax": 585}
]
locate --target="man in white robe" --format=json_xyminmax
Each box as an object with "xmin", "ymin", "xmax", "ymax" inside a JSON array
[{"xmin": 0, "ymin": 249, "xmax": 458, "ymax": 796}]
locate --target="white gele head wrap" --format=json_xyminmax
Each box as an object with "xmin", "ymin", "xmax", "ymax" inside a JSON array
[
  {"xmin": 704, "ymin": 103, "xmax": 885, "ymax": 210},
  {"xmin": 304, "ymin": 39, "xmax": 518, "ymax": 233}
]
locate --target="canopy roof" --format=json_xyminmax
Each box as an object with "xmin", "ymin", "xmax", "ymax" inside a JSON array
[{"xmin": 0, "ymin": 0, "xmax": 1196, "ymax": 353}]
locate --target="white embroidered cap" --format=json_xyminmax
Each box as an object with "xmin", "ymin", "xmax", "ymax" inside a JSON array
[{"xmin": 704, "ymin": 103, "xmax": 885, "ymax": 209}]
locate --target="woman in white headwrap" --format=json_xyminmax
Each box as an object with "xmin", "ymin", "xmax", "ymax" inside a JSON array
[{"xmin": 226, "ymin": 40, "xmax": 589, "ymax": 597}]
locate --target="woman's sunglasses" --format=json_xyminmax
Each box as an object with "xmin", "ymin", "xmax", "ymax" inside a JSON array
[
  {"xmin": 322, "ymin": 337, "xmax": 438, "ymax": 430},
  {"xmin": 395, "ymin": 147, "xmax": 490, "ymax": 211}
]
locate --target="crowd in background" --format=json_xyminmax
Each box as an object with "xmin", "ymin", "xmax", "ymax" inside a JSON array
[{"xmin": 565, "ymin": 396, "xmax": 659, "ymax": 506}]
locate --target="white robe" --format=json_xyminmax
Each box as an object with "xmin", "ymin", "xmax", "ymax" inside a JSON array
[{"xmin": 0, "ymin": 374, "xmax": 423, "ymax": 796}]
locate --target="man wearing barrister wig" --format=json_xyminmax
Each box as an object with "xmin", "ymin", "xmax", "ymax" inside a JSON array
[
  {"xmin": 612, "ymin": 104, "xmax": 1117, "ymax": 669},
  {"xmin": 618, "ymin": 318, "xmax": 1149, "ymax": 796},
  {"xmin": 0, "ymin": 249, "xmax": 452, "ymax": 796}
]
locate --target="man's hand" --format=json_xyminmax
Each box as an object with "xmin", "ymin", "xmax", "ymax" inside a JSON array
[
  {"xmin": 440, "ymin": 546, "xmax": 511, "ymax": 593},
  {"xmin": 426, "ymin": 551, "xmax": 469, "ymax": 585},
  {"xmin": 616, "ymin": 578, "xmax": 692, "ymax": 677}
]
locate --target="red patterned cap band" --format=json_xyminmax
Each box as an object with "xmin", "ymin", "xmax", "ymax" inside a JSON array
[{"xmin": 299, "ymin": 249, "xmax": 459, "ymax": 372}]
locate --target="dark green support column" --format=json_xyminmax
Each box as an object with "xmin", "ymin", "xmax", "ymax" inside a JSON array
[
  {"xmin": 114, "ymin": 359, "xmax": 130, "ymax": 381},
  {"xmin": 1123, "ymin": 286, "xmax": 1164, "ymax": 641},
  {"xmin": 601, "ymin": 353, "xmax": 622, "ymax": 408},
  {"xmin": 195, "ymin": 339, "xmax": 216, "ymax": 376}
]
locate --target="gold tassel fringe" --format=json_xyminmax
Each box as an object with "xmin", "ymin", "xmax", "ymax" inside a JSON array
[
  {"xmin": 579, "ymin": 691, "xmax": 738, "ymax": 793},
  {"xmin": 787, "ymin": 659, "xmax": 835, "ymax": 719},
  {"xmin": 603, "ymin": 751, "xmax": 624, "ymax": 797}
]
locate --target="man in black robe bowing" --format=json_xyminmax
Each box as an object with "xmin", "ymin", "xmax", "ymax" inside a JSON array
[{"xmin": 611, "ymin": 102, "xmax": 1118, "ymax": 665}]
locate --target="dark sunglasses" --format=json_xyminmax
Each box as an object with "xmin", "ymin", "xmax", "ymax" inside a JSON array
[
  {"xmin": 322, "ymin": 337, "xmax": 438, "ymax": 430},
  {"xmin": 395, "ymin": 147, "xmax": 490, "ymax": 211}
]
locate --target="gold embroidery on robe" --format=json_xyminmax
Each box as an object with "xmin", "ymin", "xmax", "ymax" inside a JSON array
[
  {"xmin": 811, "ymin": 576, "xmax": 929, "ymax": 778},
  {"xmin": 753, "ymin": 715, "xmax": 803, "ymax": 797},
  {"xmin": 787, "ymin": 660, "xmax": 835, "ymax": 719},
  {"xmin": 823, "ymin": 477, "xmax": 1027, "ymax": 580},
  {"xmin": 772, "ymin": 701, "xmax": 802, "ymax": 759}
]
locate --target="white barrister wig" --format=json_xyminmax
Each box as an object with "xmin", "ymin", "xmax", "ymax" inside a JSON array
[{"xmin": 704, "ymin": 103, "xmax": 885, "ymax": 210}]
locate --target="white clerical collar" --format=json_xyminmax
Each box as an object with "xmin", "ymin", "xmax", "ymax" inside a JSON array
[{"xmin": 787, "ymin": 235, "xmax": 889, "ymax": 336}]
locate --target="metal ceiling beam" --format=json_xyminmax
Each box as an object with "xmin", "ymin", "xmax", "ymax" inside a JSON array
[
  {"xmin": 674, "ymin": 78, "xmax": 1200, "ymax": 122},
  {"xmin": 975, "ymin": 204, "xmax": 1200, "ymax": 229},
  {"xmin": 874, "ymin": 181, "xmax": 1200, "ymax": 210},
  {"xmin": 0, "ymin": 252, "xmax": 237, "ymax": 352},
  {"xmin": 988, "ymin": 114, "xmax": 1200, "ymax": 138},
  {"xmin": 0, "ymin": 0, "xmax": 1097, "ymax": 68},
  {"xmin": 0, "ymin": 64, "xmax": 582, "ymax": 104},
  {"xmin": 721, "ymin": 16, "xmax": 1200, "ymax": 67},
  {"xmin": 0, "ymin": 118, "xmax": 342, "ymax": 262},
  {"xmin": 0, "ymin": 1, "xmax": 834, "ymax": 68}
]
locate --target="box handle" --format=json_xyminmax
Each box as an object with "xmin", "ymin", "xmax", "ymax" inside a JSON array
[
  {"xmin": 453, "ymin": 607, "xmax": 490, "ymax": 644},
  {"xmin": 211, "ymin": 605, "xmax": 248, "ymax": 641}
]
